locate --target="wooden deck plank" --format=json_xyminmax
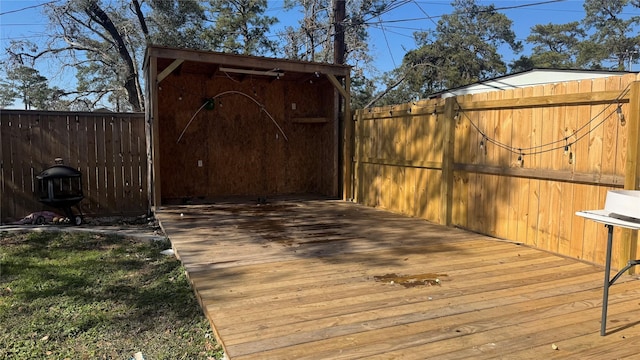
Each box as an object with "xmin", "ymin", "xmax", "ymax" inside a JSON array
[
  {"xmin": 220, "ymin": 269, "xmax": 607, "ymax": 344},
  {"xmin": 156, "ymin": 199, "xmax": 640, "ymax": 360},
  {"xmin": 490, "ymin": 315, "xmax": 640, "ymax": 360},
  {"xmin": 191, "ymin": 244, "xmax": 543, "ymax": 298},
  {"xmin": 224, "ymin": 275, "xmax": 611, "ymax": 359},
  {"xmin": 238, "ymin": 285, "xmax": 639, "ymax": 360},
  {"xmin": 204, "ymin": 257, "xmax": 585, "ymax": 327}
]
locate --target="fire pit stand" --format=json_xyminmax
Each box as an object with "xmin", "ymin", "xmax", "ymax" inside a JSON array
[{"xmin": 36, "ymin": 160, "xmax": 84, "ymax": 225}]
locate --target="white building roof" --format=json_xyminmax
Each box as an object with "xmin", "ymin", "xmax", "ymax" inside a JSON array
[{"xmin": 431, "ymin": 68, "xmax": 635, "ymax": 98}]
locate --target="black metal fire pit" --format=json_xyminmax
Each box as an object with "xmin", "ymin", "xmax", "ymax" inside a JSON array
[{"xmin": 36, "ymin": 160, "xmax": 84, "ymax": 225}]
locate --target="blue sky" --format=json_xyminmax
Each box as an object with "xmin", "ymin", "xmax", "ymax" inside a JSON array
[{"xmin": 1, "ymin": 0, "xmax": 638, "ymax": 103}]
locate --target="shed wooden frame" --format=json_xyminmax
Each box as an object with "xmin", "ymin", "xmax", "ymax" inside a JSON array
[{"xmin": 144, "ymin": 46, "xmax": 351, "ymax": 209}]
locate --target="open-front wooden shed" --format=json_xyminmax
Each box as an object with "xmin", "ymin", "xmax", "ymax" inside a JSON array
[{"xmin": 144, "ymin": 46, "xmax": 351, "ymax": 208}]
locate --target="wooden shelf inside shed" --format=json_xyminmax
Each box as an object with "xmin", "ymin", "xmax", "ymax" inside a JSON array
[{"xmin": 291, "ymin": 117, "xmax": 329, "ymax": 124}]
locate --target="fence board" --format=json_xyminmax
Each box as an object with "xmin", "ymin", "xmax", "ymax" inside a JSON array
[
  {"xmin": 133, "ymin": 113, "xmax": 147, "ymax": 209},
  {"xmin": 491, "ymin": 91, "xmax": 502, "ymax": 235},
  {"xmin": 17, "ymin": 114, "xmax": 32, "ymax": 218},
  {"xmin": 86, "ymin": 115, "xmax": 99, "ymax": 213},
  {"xmin": 0, "ymin": 110, "xmax": 147, "ymax": 223},
  {"xmin": 354, "ymin": 75, "xmax": 638, "ymax": 268},
  {"xmin": 512, "ymin": 87, "xmax": 529, "ymax": 245}
]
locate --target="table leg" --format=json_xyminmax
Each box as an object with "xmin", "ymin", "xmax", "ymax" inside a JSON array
[{"xmin": 601, "ymin": 224, "xmax": 614, "ymax": 336}]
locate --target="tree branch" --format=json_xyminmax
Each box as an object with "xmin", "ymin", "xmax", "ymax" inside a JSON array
[{"xmin": 365, "ymin": 62, "xmax": 438, "ymax": 108}]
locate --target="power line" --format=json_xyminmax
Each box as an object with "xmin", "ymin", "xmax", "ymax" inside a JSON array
[
  {"xmin": 411, "ymin": 0, "xmax": 438, "ymax": 27},
  {"xmin": 363, "ymin": 0, "xmax": 569, "ymax": 26},
  {"xmin": 377, "ymin": 16, "xmax": 397, "ymax": 68},
  {"xmin": 0, "ymin": 34, "xmax": 50, "ymax": 41},
  {"xmin": 0, "ymin": 23, "xmax": 47, "ymax": 26},
  {"xmin": 0, "ymin": 0, "xmax": 59, "ymax": 16}
]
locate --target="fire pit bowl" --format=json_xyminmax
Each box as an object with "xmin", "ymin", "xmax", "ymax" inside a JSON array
[{"xmin": 36, "ymin": 163, "xmax": 84, "ymax": 225}]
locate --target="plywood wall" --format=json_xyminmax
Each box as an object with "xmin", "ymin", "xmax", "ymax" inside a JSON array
[
  {"xmin": 157, "ymin": 72, "xmax": 337, "ymax": 201},
  {"xmin": 354, "ymin": 74, "xmax": 639, "ymax": 268}
]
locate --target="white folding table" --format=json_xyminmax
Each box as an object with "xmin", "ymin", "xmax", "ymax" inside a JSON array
[{"xmin": 575, "ymin": 210, "xmax": 640, "ymax": 336}]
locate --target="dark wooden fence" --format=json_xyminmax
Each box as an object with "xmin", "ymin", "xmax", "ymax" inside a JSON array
[{"xmin": 0, "ymin": 110, "xmax": 148, "ymax": 224}]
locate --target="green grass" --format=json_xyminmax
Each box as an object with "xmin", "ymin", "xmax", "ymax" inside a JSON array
[{"xmin": 0, "ymin": 231, "xmax": 223, "ymax": 359}]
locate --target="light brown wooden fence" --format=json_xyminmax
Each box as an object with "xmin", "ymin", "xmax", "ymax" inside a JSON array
[
  {"xmin": 0, "ymin": 110, "xmax": 148, "ymax": 223},
  {"xmin": 353, "ymin": 74, "xmax": 640, "ymax": 269}
]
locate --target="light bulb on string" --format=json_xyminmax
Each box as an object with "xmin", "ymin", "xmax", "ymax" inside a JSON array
[
  {"xmin": 568, "ymin": 151, "xmax": 574, "ymax": 165},
  {"xmin": 516, "ymin": 150, "xmax": 524, "ymax": 167},
  {"xmin": 564, "ymin": 138, "xmax": 570, "ymax": 155},
  {"xmin": 617, "ymin": 104, "xmax": 626, "ymax": 126}
]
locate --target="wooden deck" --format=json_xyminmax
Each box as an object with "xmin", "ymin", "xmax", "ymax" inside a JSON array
[{"xmin": 156, "ymin": 199, "xmax": 640, "ymax": 359}]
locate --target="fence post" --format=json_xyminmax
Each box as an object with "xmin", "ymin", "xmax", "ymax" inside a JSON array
[
  {"xmin": 620, "ymin": 80, "xmax": 640, "ymax": 272},
  {"xmin": 440, "ymin": 97, "xmax": 456, "ymax": 226}
]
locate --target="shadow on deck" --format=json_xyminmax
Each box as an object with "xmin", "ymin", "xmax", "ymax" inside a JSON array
[{"xmin": 156, "ymin": 198, "xmax": 640, "ymax": 360}]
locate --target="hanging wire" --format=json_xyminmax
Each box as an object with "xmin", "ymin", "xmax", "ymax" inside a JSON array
[
  {"xmin": 176, "ymin": 90, "xmax": 289, "ymax": 144},
  {"xmin": 177, "ymin": 101, "xmax": 209, "ymax": 144},
  {"xmin": 453, "ymin": 83, "xmax": 632, "ymax": 156}
]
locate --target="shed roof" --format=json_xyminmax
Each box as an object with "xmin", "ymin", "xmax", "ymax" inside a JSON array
[{"xmin": 145, "ymin": 45, "xmax": 351, "ymax": 82}]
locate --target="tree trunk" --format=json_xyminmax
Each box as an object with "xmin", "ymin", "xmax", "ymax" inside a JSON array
[{"xmin": 86, "ymin": 1, "xmax": 142, "ymax": 111}]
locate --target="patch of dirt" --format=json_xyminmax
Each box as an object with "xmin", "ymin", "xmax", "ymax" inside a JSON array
[{"xmin": 374, "ymin": 273, "xmax": 448, "ymax": 288}]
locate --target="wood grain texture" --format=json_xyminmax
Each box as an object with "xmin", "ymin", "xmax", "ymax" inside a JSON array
[
  {"xmin": 0, "ymin": 111, "xmax": 147, "ymax": 223},
  {"xmin": 157, "ymin": 199, "xmax": 640, "ymax": 360},
  {"xmin": 353, "ymin": 75, "xmax": 637, "ymax": 268}
]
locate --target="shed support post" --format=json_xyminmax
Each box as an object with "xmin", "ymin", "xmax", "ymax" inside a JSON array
[
  {"xmin": 145, "ymin": 55, "xmax": 161, "ymax": 213},
  {"xmin": 327, "ymin": 73, "xmax": 353, "ymax": 201}
]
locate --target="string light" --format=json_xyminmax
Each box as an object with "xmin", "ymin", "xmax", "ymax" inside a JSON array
[
  {"xmin": 454, "ymin": 83, "xmax": 631, "ymax": 157},
  {"xmin": 568, "ymin": 151, "xmax": 574, "ymax": 165},
  {"xmin": 356, "ymin": 81, "xmax": 630, "ymax": 162},
  {"xmin": 617, "ymin": 104, "xmax": 626, "ymax": 126},
  {"xmin": 479, "ymin": 135, "xmax": 488, "ymax": 156},
  {"xmin": 516, "ymin": 150, "xmax": 524, "ymax": 167}
]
